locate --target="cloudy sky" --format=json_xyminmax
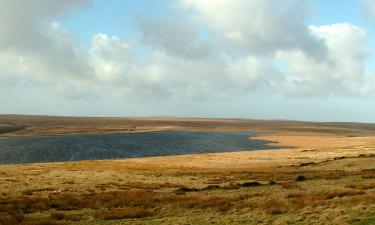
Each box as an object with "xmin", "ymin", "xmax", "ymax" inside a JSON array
[{"xmin": 1, "ymin": 0, "xmax": 375, "ymax": 122}]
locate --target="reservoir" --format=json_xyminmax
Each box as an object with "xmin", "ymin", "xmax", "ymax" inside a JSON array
[{"xmin": 0, "ymin": 131, "xmax": 281, "ymax": 164}]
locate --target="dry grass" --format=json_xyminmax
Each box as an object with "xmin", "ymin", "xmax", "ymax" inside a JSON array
[
  {"xmin": 175, "ymin": 196, "xmax": 233, "ymax": 212},
  {"xmin": 0, "ymin": 212, "xmax": 62, "ymax": 225},
  {"xmin": 0, "ymin": 190, "xmax": 156, "ymax": 214},
  {"xmin": 346, "ymin": 182, "xmax": 375, "ymax": 190},
  {"xmin": 281, "ymin": 182, "xmax": 299, "ymax": 189},
  {"xmin": 0, "ymin": 211, "xmax": 24, "ymax": 225},
  {"xmin": 287, "ymin": 189, "xmax": 367, "ymax": 209},
  {"xmin": 122, "ymin": 181, "xmax": 162, "ymax": 189},
  {"xmin": 259, "ymin": 198, "xmax": 288, "ymax": 214},
  {"xmin": 49, "ymin": 190, "xmax": 156, "ymax": 210},
  {"xmin": 50, "ymin": 212, "xmax": 65, "ymax": 220},
  {"xmin": 0, "ymin": 158, "xmax": 374, "ymax": 224},
  {"xmin": 95, "ymin": 208, "xmax": 153, "ymax": 220}
]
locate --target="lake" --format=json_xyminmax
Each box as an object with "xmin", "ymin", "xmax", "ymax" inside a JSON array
[{"xmin": 0, "ymin": 131, "xmax": 281, "ymax": 164}]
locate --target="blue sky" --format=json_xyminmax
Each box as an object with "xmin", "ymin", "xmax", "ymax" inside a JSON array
[
  {"xmin": 2, "ymin": 0, "xmax": 375, "ymax": 122},
  {"xmin": 60, "ymin": 1, "xmax": 373, "ymax": 43},
  {"xmin": 61, "ymin": 0, "xmax": 170, "ymax": 42}
]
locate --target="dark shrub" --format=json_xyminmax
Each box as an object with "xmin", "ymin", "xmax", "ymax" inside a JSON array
[
  {"xmin": 241, "ymin": 181, "xmax": 262, "ymax": 187},
  {"xmin": 296, "ymin": 176, "xmax": 307, "ymax": 182},
  {"xmin": 175, "ymin": 187, "xmax": 199, "ymax": 193},
  {"xmin": 269, "ymin": 181, "xmax": 277, "ymax": 185},
  {"xmin": 202, "ymin": 185, "xmax": 220, "ymax": 190}
]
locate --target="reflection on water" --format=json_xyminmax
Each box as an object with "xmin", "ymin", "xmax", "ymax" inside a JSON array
[{"xmin": 0, "ymin": 131, "xmax": 280, "ymax": 164}]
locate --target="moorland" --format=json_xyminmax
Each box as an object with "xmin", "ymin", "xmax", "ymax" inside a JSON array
[{"xmin": 0, "ymin": 115, "xmax": 374, "ymax": 225}]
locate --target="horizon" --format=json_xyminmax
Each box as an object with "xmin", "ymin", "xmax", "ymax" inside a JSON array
[
  {"xmin": 2, "ymin": 113, "xmax": 375, "ymax": 124},
  {"xmin": 2, "ymin": 1, "xmax": 375, "ymax": 122}
]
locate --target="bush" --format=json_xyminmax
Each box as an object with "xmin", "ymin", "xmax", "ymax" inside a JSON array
[
  {"xmin": 241, "ymin": 181, "xmax": 262, "ymax": 187},
  {"xmin": 296, "ymin": 176, "xmax": 307, "ymax": 182}
]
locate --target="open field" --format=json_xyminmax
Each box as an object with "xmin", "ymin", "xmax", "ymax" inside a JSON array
[{"xmin": 0, "ymin": 115, "xmax": 374, "ymax": 224}]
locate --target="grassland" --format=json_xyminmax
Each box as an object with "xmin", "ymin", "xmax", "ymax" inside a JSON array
[{"xmin": 0, "ymin": 115, "xmax": 374, "ymax": 224}]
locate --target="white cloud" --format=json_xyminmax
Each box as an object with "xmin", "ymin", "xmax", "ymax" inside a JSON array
[
  {"xmin": 0, "ymin": 0, "xmax": 375, "ymax": 116},
  {"xmin": 0, "ymin": 23, "xmax": 92, "ymax": 90},
  {"xmin": 178, "ymin": 0, "xmax": 327, "ymax": 60},
  {"xmin": 276, "ymin": 23, "xmax": 372, "ymax": 96},
  {"xmin": 0, "ymin": 0, "xmax": 92, "ymax": 92},
  {"xmin": 227, "ymin": 56, "xmax": 281, "ymax": 92},
  {"xmin": 90, "ymin": 33, "xmax": 133, "ymax": 82},
  {"xmin": 362, "ymin": 0, "xmax": 375, "ymax": 22}
]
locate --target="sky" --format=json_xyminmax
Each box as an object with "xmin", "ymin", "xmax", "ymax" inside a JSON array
[{"xmin": 1, "ymin": 0, "xmax": 375, "ymax": 122}]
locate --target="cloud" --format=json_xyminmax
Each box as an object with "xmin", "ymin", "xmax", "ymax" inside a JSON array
[
  {"xmin": 362, "ymin": 0, "xmax": 375, "ymax": 22},
  {"xmin": 89, "ymin": 30, "xmax": 278, "ymax": 100},
  {"xmin": 0, "ymin": 0, "xmax": 93, "ymax": 96},
  {"xmin": 137, "ymin": 19, "xmax": 217, "ymax": 60},
  {"xmin": 178, "ymin": 0, "xmax": 327, "ymax": 60},
  {"xmin": 0, "ymin": 23, "xmax": 92, "ymax": 91},
  {"xmin": 0, "ymin": 0, "xmax": 374, "ymax": 112},
  {"xmin": 276, "ymin": 23, "xmax": 372, "ymax": 96},
  {"xmin": 226, "ymin": 56, "xmax": 281, "ymax": 93},
  {"xmin": 89, "ymin": 33, "xmax": 229, "ymax": 100},
  {"xmin": 90, "ymin": 33, "xmax": 133, "ymax": 82},
  {"xmin": 0, "ymin": 0, "xmax": 90, "ymax": 50}
]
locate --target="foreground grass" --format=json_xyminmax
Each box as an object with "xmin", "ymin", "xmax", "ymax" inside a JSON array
[{"xmin": 0, "ymin": 155, "xmax": 374, "ymax": 225}]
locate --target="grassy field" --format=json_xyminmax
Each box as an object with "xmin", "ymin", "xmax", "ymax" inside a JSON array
[{"xmin": 0, "ymin": 116, "xmax": 374, "ymax": 224}]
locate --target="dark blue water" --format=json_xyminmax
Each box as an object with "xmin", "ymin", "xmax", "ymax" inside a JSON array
[{"xmin": 0, "ymin": 131, "xmax": 280, "ymax": 164}]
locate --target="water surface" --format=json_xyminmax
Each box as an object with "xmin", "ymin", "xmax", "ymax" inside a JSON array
[{"xmin": 0, "ymin": 131, "xmax": 280, "ymax": 164}]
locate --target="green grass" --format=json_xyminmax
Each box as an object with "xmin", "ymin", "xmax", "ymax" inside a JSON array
[{"xmin": 352, "ymin": 214, "xmax": 375, "ymax": 225}]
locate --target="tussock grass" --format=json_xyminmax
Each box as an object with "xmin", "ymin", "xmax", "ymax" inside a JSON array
[
  {"xmin": 50, "ymin": 211, "xmax": 83, "ymax": 222},
  {"xmin": 177, "ymin": 196, "xmax": 233, "ymax": 211},
  {"xmin": 287, "ymin": 189, "xmax": 367, "ymax": 209},
  {"xmin": 95, "ymin": 208, "xmax": 154, "ymax": 220},
  {"xmin": 0, "ymin": 190, "xmax": 156, "ymax": 214},
  {"xmin": 259, "ymin": 198, "xmax": 288, "ymax": 214},
  {"xmin": 346, "ymin": 183, "xmax": 375, "ymax": 190},
  {"xmin": 123, "ymin": 181, "xmax": 161, "ymax": 189},
  {"xmin": 281, "ymin": 182, "xmax": 299, "ymax": 189},
  {"xmin": 50, "ymin": 211, "xmax": 65, "ymax": 220},
  {"xmin": 0, "ymin": 211, "xmax": 24, "ymax": 225}
]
